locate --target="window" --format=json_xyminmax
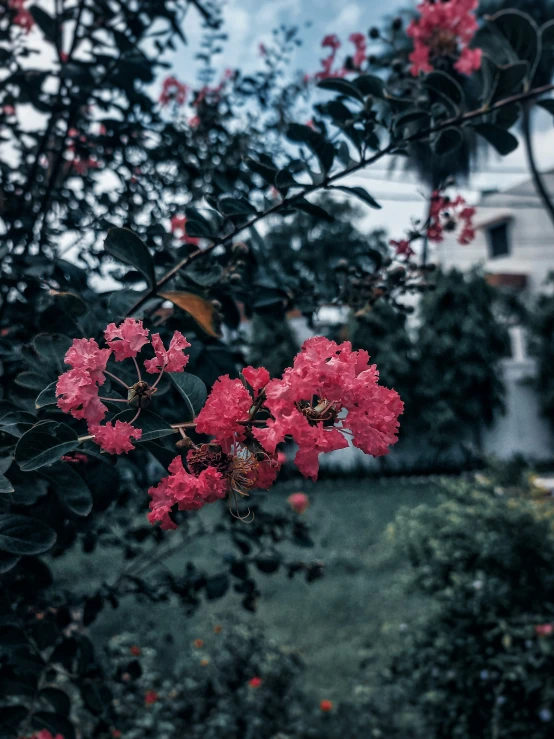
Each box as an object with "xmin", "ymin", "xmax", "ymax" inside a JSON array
[{"xmin": 487, "ymin": 222, "xmax": 510, "ymax": 258}]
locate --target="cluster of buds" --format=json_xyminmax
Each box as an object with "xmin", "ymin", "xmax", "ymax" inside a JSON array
[{"xmin": 55, "ymin": 326, "xmax": 403, "ymax": 529}]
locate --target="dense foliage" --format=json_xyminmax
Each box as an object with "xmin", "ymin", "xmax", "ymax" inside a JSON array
[
  {"xmin": 1, "ymin": 0, "xmax": 554, "ymax": 737},
  {"xmin": 385, "ymin": 476, "xmax": 554, "ymax": 738}
]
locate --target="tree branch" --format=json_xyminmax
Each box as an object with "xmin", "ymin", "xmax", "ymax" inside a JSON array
[{"xmin": 124, "ymin": 81, "xmax": 554, "ymax": 318}]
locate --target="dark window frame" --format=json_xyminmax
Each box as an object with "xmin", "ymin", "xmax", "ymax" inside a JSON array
[{"xmin": 486, "ymin": 220, "xmax": 511, "ymax": 259}]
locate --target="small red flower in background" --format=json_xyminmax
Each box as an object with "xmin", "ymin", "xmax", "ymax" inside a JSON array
[
  {"xmin": 111, "ymin": 730, "xmax": 122, "ymax": 739},
  {"xmin": 428, "ymin": 191, "xmax": 476, "ymax": 245},
  {"xmin": 248, "ymin": 676, "xmax": 262, "ymax": 688},
  {"xmin": 144, "ymin": 690, "xmax": 159, "ymax": 705},
  {"xmin": 288, "ymin": 492, "xmax": 310, "ymax": 514},
  {"xmin": 170, "ymin": 215, "xmax": 200, "ymax": 246},
  {"xmin": 9, "ymin": 0, "xmax": 35, "ymax": 33},
  {"xmin": 213, "ymin": 624, "xmax": 223, "ymax": 633},
  {"xmin": 349, "ymin": 32, "xmax": 367, "ymax": 69},
  {"xmin": 159, "ymin": 76, "xmax": 188, "ymax": 106},
  {"xmin": 3, "ymin": 105, "xmax": 15, "ymax": 116},
  {"xmin": 320, "ymin": 699, "xmax": 333, "ymax": 712},
  {"xmin": 29, "ymin": 732, "xmax": 64, "ymax": 739},
  {"xmin": 390, "ymin": 239, "xmax": 415, "ymax": 258},
  {"xmin": 407, "ymin": 0, "xmax": 481, "ymax": 76},
  {"xmin": 535, "ymin": 624, "xmax": 554, "ymax": 637},
  {"xmin": 193, "ymin": 638, "xmax": 204, "ymax": 649},
  {"xmin": 129, "ymin": 645, "xmax": 141, "ymax": 656}
]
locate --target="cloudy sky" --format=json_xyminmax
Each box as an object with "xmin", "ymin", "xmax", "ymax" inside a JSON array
[{"xmin": 168, "ymin": 0, "xmax": 554, "ymax": 242}]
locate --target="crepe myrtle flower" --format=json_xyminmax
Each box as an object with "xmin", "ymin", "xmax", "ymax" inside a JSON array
[{"xmin": 55, "ymin": 319, "xmax": 190, "ymax": 454}]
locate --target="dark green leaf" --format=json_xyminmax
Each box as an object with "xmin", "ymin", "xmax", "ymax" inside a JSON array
[
  {"xmin": 330, "ymin": 185, "xmax": 381, "ymax": 209},
  {"xmin": 353, "ymin": 74, "xmax": 385, "ymax": 98},
  {"xmin": 15, "ymin": 420, "xmax": 79, "ymax": 471},
  {"xmin": 425, "ymin": 71, "xmax": 463, "ymax": 107},
  {"xmin": 217, "ymin": 197, "xmax": 257, "ymax": 216},
  {"xmin": 33, "ymin": 333, "xmax": 72, "ymax": 372},
  {"xmin": 244, "ymin": 157, "xmax": 278, "ymax": 183},
  {"xmin": 537, "ymin": 98, "xmax": 554, "ymax": 116},
  {"xmin": 29, "ymin": 6, "xmax": 58, "ymax": 43},
  {"xmin": 35, "ymin": 382, "xmax": 58, "ymax": 409},
  {"xmin": 184, "ymin": 207, "xmax": 214, "ymax": 238},
  {"xmin": 39, "ymin": 688, "xmax": 71, "ymax": 717},
  {"xmin": 31, "ymin": 712, "xmax": 75, "ymax": 739},
  {"xmin": 0, "ymin": 514, "xmax": 56, "ymax": 556},
  {"xmin": 16, "ymin": 372, "xmax": 48, "ymax": 391},
  {"xmin": 104, "ymin": 228, "xmax": 156, "ymax": 288},
  {"xmin": 293, "ymin": 198, "xmax": 334, "ymax": 221},
  {"xmin": 42, "ymin": 463, "xmax": 93, "ymax": 517},
  {"xmin": 169, "ymin": 373, "xmax": 207, "ymax": 420},
  {"xmin": 0, "ymin": 475, "xmax": 13, "ymax": 494},
  {"xmin": 317, "ymin": 77, "xmax": 364, "ymax": 101},
  {"xmin": 433, "ymin": 127, "xmax": 463, "ymax": 155},
  {"xmin": 487, "ymin": 9, "xmax": 540, "ymax": 74},
  {"xmin": 473, "ymin": 123, "xmax": 519, "ymax": 155}
]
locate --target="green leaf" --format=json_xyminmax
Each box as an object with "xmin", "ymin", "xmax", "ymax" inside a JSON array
[
  {"xmin": 317, "ymin": 77, "xmax": 364, "ymax": 102},
  {"xmin": 15, "ymin": 372, "xmax": 48, "ymax": 391},
  {"xmin": 244, "ymin": 157, "xmax": 278, "ymax": 183},
  {"xmin": 491, "ymin": 61, "xmax": 529, "ymax": 103},
  {"xmin": 0, "ymin": 475, "xmax": 14, "ymax": 494},
  {"xmin": 217, "ymin": 197, "xmax": 257, "ymax": 217},
  {"xmin": 540, "ymin": 19, "xmax": 554, "ymax": 50},
  {"xmin": 31, "ymin": 712, "xmax": 75, "ymax": 739},
  {"xmin": 111, "ymin": 409, "xmax": 176, "ymax": 442},
  {"xmin": 330, "ymin": 185, "xmax": 381, "ymax": 209},
  {"xmin": 293, "ymin": 198, "xmax": 334, "ymax": 221},
  {"xmin": 104, "ymin": 227, "xmax": 156, "ymax": 287},
  {"xmin": 286, "ymin": 124, "xmax": 335, "ymax": 174},
  {"xmin": 473, "ymin": 123, "xmax": 519, "ymax": 155},
  {"xmin": 34, "ymin": 333, "xmax": 72, "ymax": 372},
  {"xmin": 29, "ymin": 6, "xmax": 58, "ymax": 43},
  {"xmin": 537, "ymin": 99, "xmax": 554, "ymax": 116},
  {"xmin": 487, "ymin": 9, "xmax": 540, "ymax": 75},
  {"xmin": 169, "ymin": 373, "xmax": 207, "ymax": 420},
  {"xmin": 42, "ymin": 463, "xmax": 93, "ymax": 517},
  {"xmin": 39, "ymin": 688, "xmax": 71, "ymax": 717},
  {"xmin": 0, "ymin": 514, "xmax": 57, "ymax": 555},
  {"xmin": 433, "ymin": 127, "xmax": 463, "ymax": 156},
  {"xmin": 36, "ymin": 382, "xmax": 58, "ymax": 409},
  {"xmin": 184, "ymin": 207, "xmax": 214, "ymax": 238},
  {"xmin": 15, "ymin": 420, "xmax": 79, "ymax": 471},
  {"xmin": 425, "ymin": 71, "xmax": 463, "ymax": 107},
  {"xmin": 353, "ymin": 74, "xmax": 385, "ymax": 98}
]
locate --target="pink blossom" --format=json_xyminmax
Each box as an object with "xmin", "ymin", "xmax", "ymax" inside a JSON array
[
  {"xmin": 32, "ymin": 731, "xmax": 65, "ymax": 739},
  {"xmin": 535, "ymin": 624, "xmax": 554, "ymax": 637},
  {"xmin": 90, "ymin": 420, "xmax": 142, "ymax": 454},
  {"xmin": 288, "ymin": 492, "xmax": 310, "ymax": 514},
  {"xmin": 104, "ymin": 318, "xmax": 150, "ymax": 361},
  {"xmin": 390, "ymin": 239, "xmax": 415, "ymax": 257},
  {"xmin": 147, "ymin": 455, "xmax": 227, "ymax": 529},
  {"xmin": 407, "ymin": 0, "xmax": 481, "ymax": 77},
  {"xmin": 195, "ymin": 375, "xmax": 253, "ymax": 444},
  {"xmin": 144, "ymin": 331, "xmax": 191, "ymax": 374},
  {"xmin": 56, "ymin": 368, "xmax": 108, "ymax": 424},
  {"xmin": 253, "ymin": 337, "xmax": 403, "ymax": 480},
  {"xmin": 242, "ymin": 366, "xmax": 270, "ymax": 394},
  {"xmin": 64, "ymin": 338, "xmax": 111, "ymax": 382},
  {"xmin": 9, "ymin": 0, "xmax": 34, "ymax": 33},
  {"xmin": 159, "ymin": 76, "xmax": 188, "ymax": 106},
  {"xmin": 61, "ymin": 452, "xmax": 89, "ymax": 464},
  {"xmin": 349, "ymin": 32, "xmax": 367, "ymax": 69}
]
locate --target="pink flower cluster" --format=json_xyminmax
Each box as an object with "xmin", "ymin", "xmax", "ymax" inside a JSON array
[
  {"xmin": 306, "ymin": 33, "xmax": 367, "ymax": 83},
  {"xmin": 20, "ymin": 732, "xmax": 64, "ymax": 739},
  {"xmin": 9, "ymin": 0, "xmax": 34, "ymax": 33},
  {"xmin": 159, "ymin": 76, "xmax": 188, "ymax": 106},
  {"xmin": 56, "ymin": 319, "xmax": 190, "ymax": 454},
  {"xmin": 407, "ymin": 0, "xmax": 482, "ymax": 76},
  {"xmin": 428, "ymin": 190, "xmax": 476, "ymax": 244},
  {"xmin": 148, "ymin": 337, "xmax": 402, "ymax": 529}
]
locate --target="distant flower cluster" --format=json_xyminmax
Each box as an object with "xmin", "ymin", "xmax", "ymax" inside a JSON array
[{"xmin": 407, "ymin": 0, "xmax": 482, "ymax": 76}]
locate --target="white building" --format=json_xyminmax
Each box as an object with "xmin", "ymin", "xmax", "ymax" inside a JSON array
[{"xmin": 433, "ymin": 175, "xmax": 554, "ymax": 462}]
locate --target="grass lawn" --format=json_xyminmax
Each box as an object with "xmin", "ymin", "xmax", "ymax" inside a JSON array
[{"xmin": 54, "ymin": 475, "xmax": 444, "ymax": 703}]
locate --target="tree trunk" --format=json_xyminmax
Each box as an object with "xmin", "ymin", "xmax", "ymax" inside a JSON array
[{"xmin": 522, "ymin": 100, "xmax": 554, "ymax": 229}]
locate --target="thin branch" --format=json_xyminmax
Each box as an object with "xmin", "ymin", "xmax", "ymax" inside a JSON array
[{"xmin": 124, "ymin": 81, "xmax": 554, "ymax": 318}]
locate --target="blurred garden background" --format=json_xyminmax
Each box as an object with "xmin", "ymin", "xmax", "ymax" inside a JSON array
[{"xmin": 3, "ymin": 0, "xmax": 554, "ymax": 738}]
